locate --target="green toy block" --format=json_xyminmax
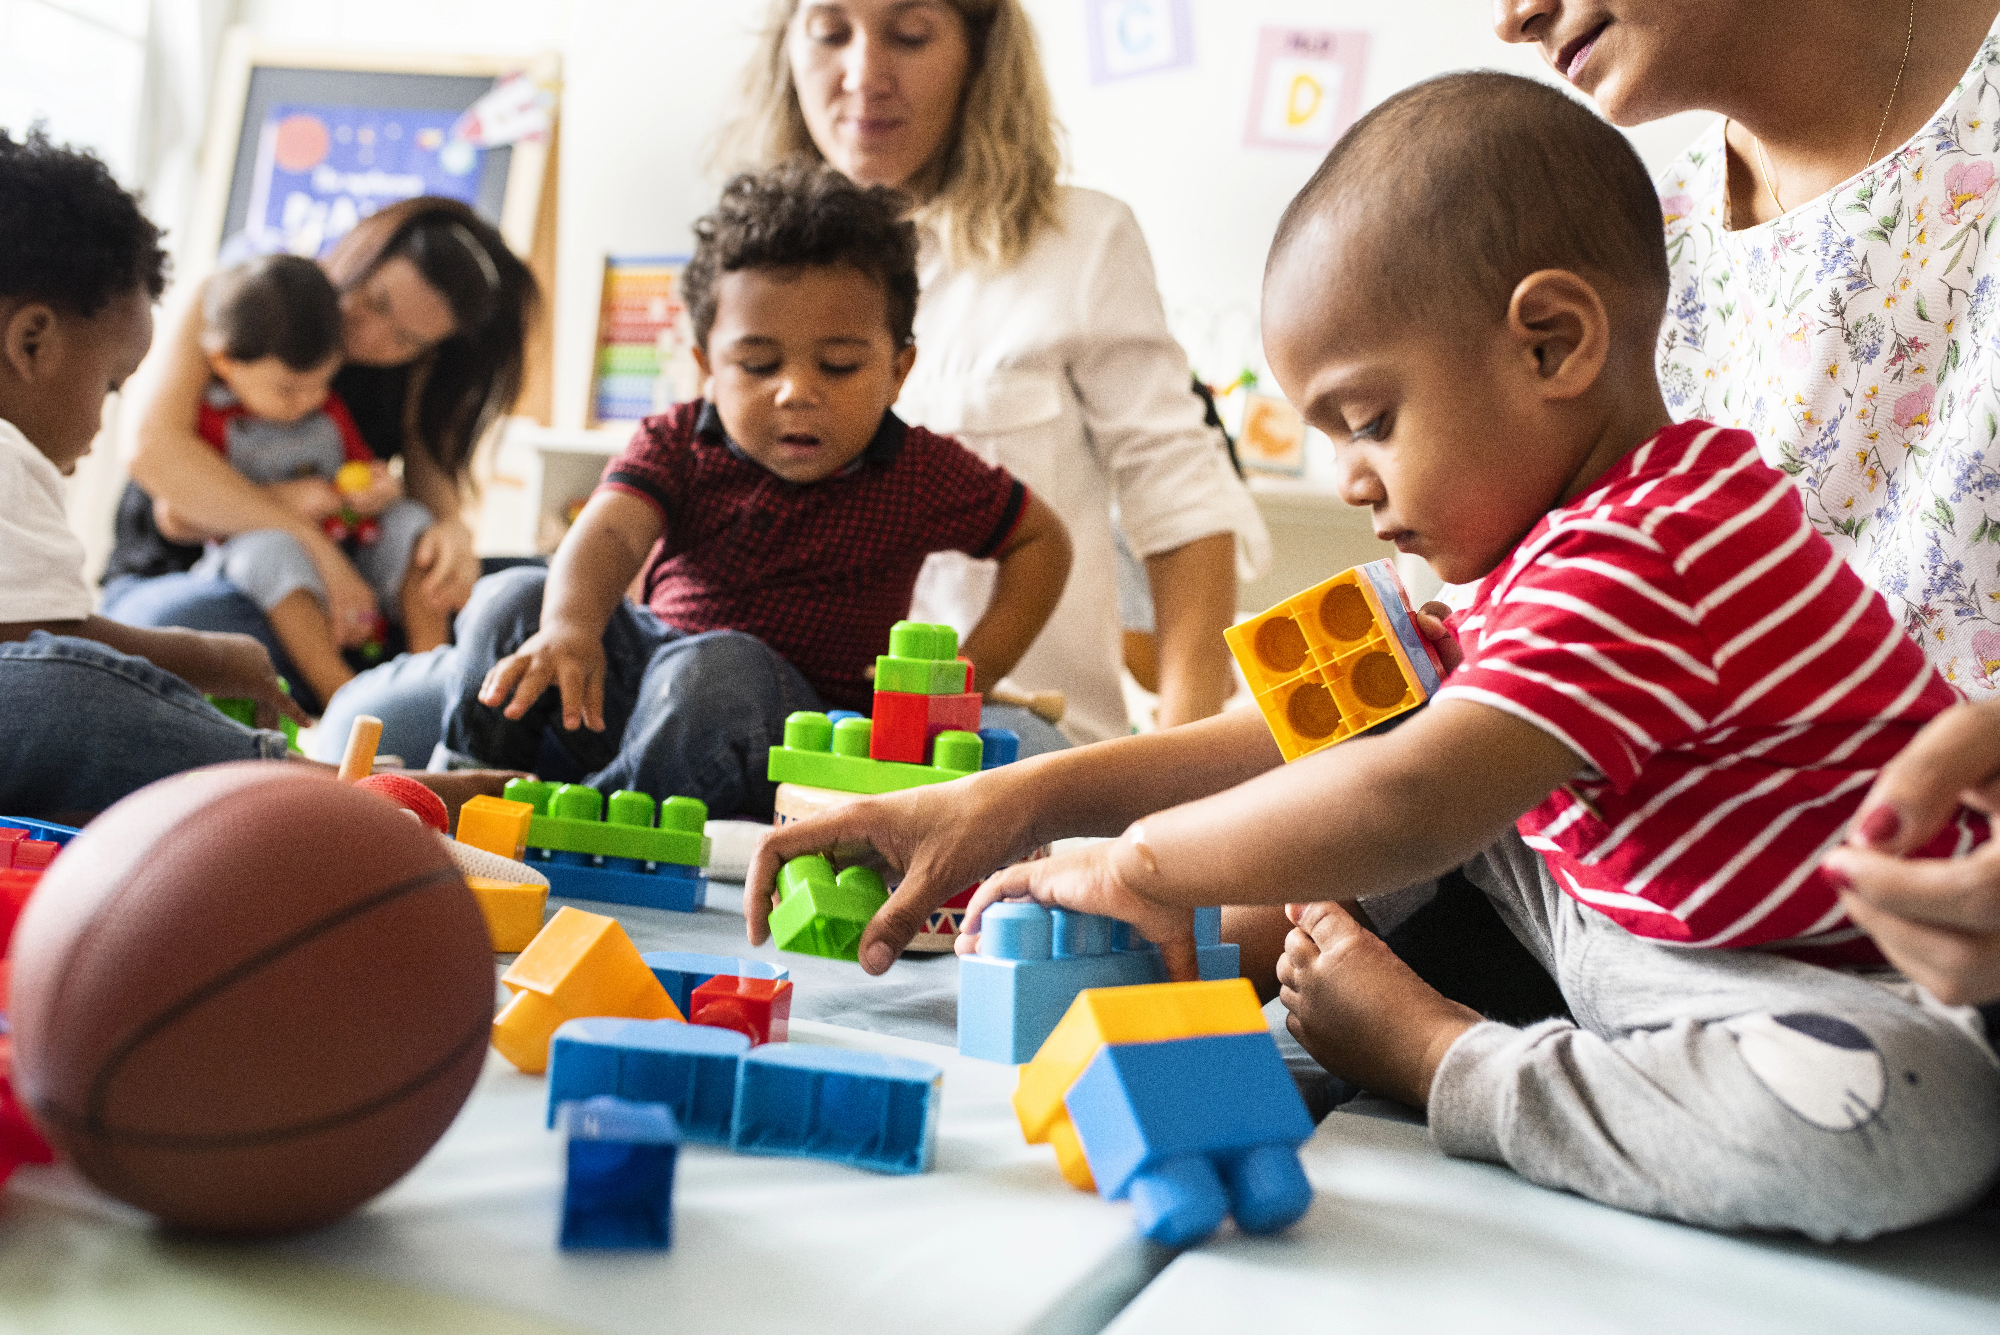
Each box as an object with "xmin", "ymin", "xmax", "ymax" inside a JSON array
[
  {"xmin": 510, "ymin": 781, "xmax": 711, "ymax": 866},
  {"xmin": 207, "ymin": 692, "xmax": 300, "ymax": 751},
  {"xmin": 874, "ymin": 620, "xmax": 970, "ymax": 695},
  {"xmin": 769, "ymin": 854, "xmax": 889, "ymax": 962},
  {"xmin": 767, "ymin": 712, "xmax": 981, "ymax": 795}
]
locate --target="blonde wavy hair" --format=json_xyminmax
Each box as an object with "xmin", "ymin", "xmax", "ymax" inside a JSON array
[{"xmin": 715, "ymin": 0, "xmax": 1063, "ymax": 272}]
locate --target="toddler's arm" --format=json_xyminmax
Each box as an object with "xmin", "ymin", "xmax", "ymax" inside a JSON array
[
  {"xmin": 958, "ymin": 494, "xmax": 1070, "ymax": 696},
  {"xmin": 478, "ymin": 489, "xmax": 663, "ymax": 732}
]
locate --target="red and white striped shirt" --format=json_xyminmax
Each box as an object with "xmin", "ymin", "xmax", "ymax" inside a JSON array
[{"xmin": 1439, "ymin": 421, "xmax": 1986, "ymax": 966}]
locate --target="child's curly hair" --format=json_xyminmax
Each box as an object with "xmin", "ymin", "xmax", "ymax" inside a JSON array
[
  {"xmin": 0, "ymin": 125, "xmax": 167, "ymax": 315},
  {"xmin": 682, "ymin": 162, "xmax": 919, "ymax": 351}
]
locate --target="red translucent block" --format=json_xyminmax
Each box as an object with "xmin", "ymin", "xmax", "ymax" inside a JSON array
[{"xmin": 688, "ymin": 975, "xmax": 793, "ymax": 1046}]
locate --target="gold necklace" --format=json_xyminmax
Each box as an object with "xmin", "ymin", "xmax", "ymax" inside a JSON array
[{"xmin": 1750, "ymin": 0, "xmax": 1916, "ymax": 217}]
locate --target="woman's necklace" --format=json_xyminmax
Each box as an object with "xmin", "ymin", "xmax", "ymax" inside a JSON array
[{"xmin": 1748, "ymin": 0, "xmax": 1916, "ymax": 218}]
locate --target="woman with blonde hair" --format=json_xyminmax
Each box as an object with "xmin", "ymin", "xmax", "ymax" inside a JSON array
[{"xmin": 722, "ymin": 0, "xmax": 1268, "ymax": 745}]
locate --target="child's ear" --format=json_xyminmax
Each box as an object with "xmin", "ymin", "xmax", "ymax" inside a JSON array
[
  {"xmin": 890, "ymin": 342, "xmax": 917, "ymax": 394},
  {"xmin": 1504, "ymin": 269, "xmax": 1608, "ymax": 402},
  {"xmin": 691, "ymin": 343, "xmax": 714, "ymax": 397},
  {"xmin": 1, "ymin": 303, "xmax": 57, "ymax": 383}
]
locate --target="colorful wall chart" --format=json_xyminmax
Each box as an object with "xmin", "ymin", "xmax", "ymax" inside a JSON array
[
  {"xmin": 591, "ymin": 255, "xmax": 697, "ymax": 425},
  {"xmin": 1084, "ymin": 0, "xmax": 1194, "ymax": 84},
  {"xmin": 1244, "ymin": 28, "xmax": 1369, "ymax": 152}
]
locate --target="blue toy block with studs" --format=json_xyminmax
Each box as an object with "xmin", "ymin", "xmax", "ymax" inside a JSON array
[
  {"xmin": 558, "ymin": 1095, "xmax": 681, "ymax": 1250},
  {"xmin": 642, "ymin": 951, "xmax": 790, "ymax": 1016},
  {"xmin": 502, "ymin": 781, "xmax": 710, "ymax": 911},
  {"xmin": 1062, "ymin": 1030, "xmax": 1314, "ymax": 1247},
  {"xmin": 768, "ymin": 711, "xmax": 982, "ymax": 795},
  {"xmin": 547, "ymin": 1017, "xmax": 750, "ymax": 1143},
  {"xmin": 957, "ymin": 905, "xmax": 1241, "ymax": 1064},
  {"xmin": 729, "ymin": 1044, "xmax": 942, "ymax": 1174}
]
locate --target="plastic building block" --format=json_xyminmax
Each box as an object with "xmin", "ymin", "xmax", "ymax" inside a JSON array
[
  {"xmin": 977, "ymin": 727, "xmax": 1020, "ymax": 770},
  {"xmin": 730, "ymin": 1044, "xmax": 942, "ymax": 1173},
  {"xmin": 690, "ymin": 975, "xmax": 793, "ymax": 1045},
  {"xmin": 958, "ymin": 905, "xmax": 1243, "ymax": 1066},
  {"xmin": 465, "ymin": 875, "xmax": 548, "ymax": 952},
  {"xmin": 772, "ymin": 787, "xmax": 980, "ymax": 954},
  {"xmin": 869, "ymin": 689, "xmax": 982, "ymax": 764},
  {"xmin": 504, "ymin": 780, "xmax": 711, "ymax": 867},
  {"xmin": 1064, "ymin": 1031, "xmax": 1314, "ymax": 1245},
  {"xmin": 1224, "ymin": 559, "xmax": 1448, "ymax": 763},
  {"xmin": 206, "ymin": 694, "xmax": 301, "ymax": 750},
  {"xmin": 769, "ymin": 711, "xmax": 982, "ymax": 795},
  {"xmin": 559, "ymin": 1096, "xmax": 680, "ymax": 1249},
  {"xmin": 769, "ymin": 854, "xmax": 889, "ymax": 962},
  {"xmin": 1014, "ymin": 978, "xmax": 1267, "ymax": 1190},
  {"xmin": 456, "ymin": 794, "xmax": 535, "ymax": 860},
  {"xmin": 643, "ymin": 950, "xmax": 790, "ymax": 1016},
  {"xmin": 548, "ymin": 1017, "xmax": 749, "ymax": 1142},
  {"xmin": 539, "ymin": 857, "xmax": 707, "ymax": 913},
  {"xmin": 492, "ymin": 906, "xmax": 683, "ymax": 1073},
  {"xmin": 874, "ymin": 621, "xmax": 970, "ymax": 695}
]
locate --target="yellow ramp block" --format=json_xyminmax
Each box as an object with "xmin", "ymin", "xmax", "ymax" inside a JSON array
[
  {"xmin": 466, "ymin": 875, "xmax": 548, "ymax": 953},
  {"xmin": 457, "ymin": 794, "xmax": 535, "ymax": 861},
  {"xmin": 492, "ymin": 906, "xmax": 682, "ymax": 1072},
  {"xmin": 1014, "ymin": 979, "xmax": 1266, "ymax": 1190}
]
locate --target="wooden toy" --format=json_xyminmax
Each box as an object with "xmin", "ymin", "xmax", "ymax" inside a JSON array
[{"xmin": 337, "ymin": 712, "xmax": 384, "ymax": 781}]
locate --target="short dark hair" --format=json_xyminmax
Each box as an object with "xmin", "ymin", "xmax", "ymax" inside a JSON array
[
  {"xmin": 1268, "ymin": 72, "xmax": 1668, "ymax": 343},
  {"xmin": 0, "ymin": 125, "xmax": 167, "ymax": 316},
  {"xmin": 203, "ymin": 255, "xmax": 343, "ymax": 371},
  {"xmin": 681, "ymin": 162, "xmax": 920, "ymax": 351}
]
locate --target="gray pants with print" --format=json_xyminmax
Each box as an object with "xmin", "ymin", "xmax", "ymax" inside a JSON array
[{"xmin": 1425, "ymin": 832, "xmax": 2000, "ymax": 1241}]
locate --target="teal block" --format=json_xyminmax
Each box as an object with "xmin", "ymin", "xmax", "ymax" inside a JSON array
[{"xmin": 767, "ymin": 712, "xmax": 979, "ymax": 795}]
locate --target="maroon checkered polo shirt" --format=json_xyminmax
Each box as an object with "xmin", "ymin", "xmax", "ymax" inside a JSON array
[{"xmin": 599, "ymin": 400, "xmax": 1027, "ymax": 712}]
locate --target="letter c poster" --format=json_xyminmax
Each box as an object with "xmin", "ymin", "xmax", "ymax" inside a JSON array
[{"xmin": 1244, "ymin": 28, "xmax": 1369, "ymax": 152}]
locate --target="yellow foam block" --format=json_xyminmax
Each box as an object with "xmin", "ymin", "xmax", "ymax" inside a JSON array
[
  {"xmin": 466, "ymin": 875, "xmax": 548, "ymax": 953},
  {"xmin": 491, "ymin": 906, "xmax": 682, "ymax": 1072},
  {"xmin": 456, "ymin": 794, "xmax": 535, "ymax": 861}
]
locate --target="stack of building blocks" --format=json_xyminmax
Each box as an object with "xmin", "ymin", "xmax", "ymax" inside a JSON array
[
  {"xmin": 1224, "ymin": 559, "xmax": 1448, "ymax": 762},
  {"xmin": 768, "ymin": 853, "xmax": 890, "ymax": 963},
  {"xmin": 502, "ymin": 779, "xmax": 710, "ymax": 912},
  {"xmin": 546, "ymin": 1017, "xmax": 942, "ymax": 1173},
  {"xmin": 869, "ymin": 621, "xmax": 982, "ymax": 763},
  {"xmin": 0, "ymin": 817, "xmax": 72, "ymax": 1188},
  {"xmin": 642, "ymin": 951, "xmax": 790, "ymax": 1016},
  {"xmin": 1013, "ymin": 979, "xmax": 1313, "ymax": 1246},
  {"xmin": 492, "ymin": 906, "xmax": 684, "ymax": 1074},
  {"xmin": 558, "ymin": 1095, "xmax": 679, "ymax": 1250},
  {"xmin": 958, "ymin": 904, "xmax": 1242, "ymax": 1064},
  {"xmin": 769, "ymin": 711, "xmax": 983, "ymax": 795}
]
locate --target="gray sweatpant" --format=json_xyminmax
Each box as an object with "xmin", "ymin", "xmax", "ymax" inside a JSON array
[{"xmin": 1424, "ymin": 832, "xmax": 2000, "ymax": 1241}]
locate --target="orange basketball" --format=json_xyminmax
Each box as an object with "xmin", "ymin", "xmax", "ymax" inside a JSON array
[{"xmin": 7, "ymin": 763, "xmax": 492, "ymax": 1236}]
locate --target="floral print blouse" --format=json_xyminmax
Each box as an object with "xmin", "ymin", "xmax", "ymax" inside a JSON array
[{"xmin": 1657, "ymin": 15, "xmax": 2000, "ymax": 696}]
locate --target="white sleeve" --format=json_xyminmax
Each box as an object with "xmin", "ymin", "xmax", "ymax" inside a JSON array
[
  {"xmin": 1065, "ymin": 200, "xmax": 1271, "ymax": 579},
  {"xmin": 0, "ymin": 430, "xmax": 95, "ymax": 623}
]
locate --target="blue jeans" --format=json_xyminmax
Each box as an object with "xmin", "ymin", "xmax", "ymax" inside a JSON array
[
  {"xmin": 101, "ymin": 573, "xmax": 308, "ymax": 705},
  {"xmin": 0, "ymin": 632, "xmax": 289, "ymax": 818}
]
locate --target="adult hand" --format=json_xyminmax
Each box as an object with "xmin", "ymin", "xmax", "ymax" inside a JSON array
[
  {"xmin": 410, "ymin": 516, "xmax": 480, "ymax": 614},
  {"xmin": 956, "ymin": 838, "xmax": 1200, "ymax": 983},
  {"xmin": 744, "ymin": 770, "xmax": 1044, "ymax": 973},
  {"xmin": 267, "ymin": 476, "xmax": 344, "ymax": 522},
  {"xmin": 479, "ymin": 624, "xmax": 606, "ymax": 731},
  {"xmin": 1823, "ymin": 700, "xmax": 2000, "ymax": 1005},
  {"xmin": 183, "ymin": 630, "xmax": 314, "ymax": 730}
]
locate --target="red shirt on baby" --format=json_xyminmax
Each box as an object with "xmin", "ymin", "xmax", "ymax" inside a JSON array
[
  {"xmin": 600, "ymin": 400, "xmax": 1027, "ymax": 713},
  {"xmin": 1439, "ymin": 420, "xmax": 1986, "ymax": 967}
]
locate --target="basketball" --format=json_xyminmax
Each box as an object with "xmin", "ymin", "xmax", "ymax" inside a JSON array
[{"xmin": 7, "ymin": 763, "xmax": 493, "ymax": 1236}]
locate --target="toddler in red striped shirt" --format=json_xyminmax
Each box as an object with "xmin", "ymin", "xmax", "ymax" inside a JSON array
[{"xmin": 952, "ymin": 72, "xmax": 2000, "ymax": 1239}]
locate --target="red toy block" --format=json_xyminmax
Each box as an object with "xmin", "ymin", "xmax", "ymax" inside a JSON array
[
  {"xmin": 869, "ymin": 690, "xmax": 984, "ymax": 764},
  {"xmin": 0, "ymin": 867, "xmax": 42, "ymax": 956},
  {"xmin": 689, "ymin": 975, "xmax": 793, "ymax": 1046}
]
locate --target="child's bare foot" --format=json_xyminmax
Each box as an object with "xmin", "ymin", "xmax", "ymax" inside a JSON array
[{"xmin": 1276, "ymin": 900, "xmax": 1482, "ymax": 1110}]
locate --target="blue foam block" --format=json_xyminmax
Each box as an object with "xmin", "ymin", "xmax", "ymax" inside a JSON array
[
  {"xmin": 532, "ymin": 853, "xmax": 707, "ymax": 912},
  {"xmin": 1063, "ymin": 1032, "xmax": 1314, "ymax": 1245},
  {"xmin": 641, "ymin": 950, "xmax": 790, "ymax": 1015},
  {"xmin": 548, "ymin": 1017, "xmax": 749, "ymax": 1143},
  {"xmin": 558, "ymin": 1096, "xmax": 680, "ymax": 1250},
  {"xmin": 730, "ymin": 1045, "xmax": 942, "ymax": 1174}
]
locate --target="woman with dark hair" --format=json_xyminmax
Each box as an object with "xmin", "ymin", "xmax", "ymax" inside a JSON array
[{"xmin": 105, "ymin": 196, "xmax": 537, "ymax": 712}]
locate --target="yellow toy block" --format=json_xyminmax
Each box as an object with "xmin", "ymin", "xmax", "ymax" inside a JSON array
[
  {"xmin": 1224, "ymin": 559, "xmax": 1448, "ymax": 762},
  {"xmin": 491, "ymin": 906, "xmax": 683, "ymax": 1073},
  {"xmin": 466, "ymin": 875, "xmax": 548, "ymax": 953},
  {"xmin": 1013, "ymin": 979, "xmax": 1266, "ymax": 1190},
  {"xmin": 456, "ymin": 794, "xmax": 535, "ymax": 861}
]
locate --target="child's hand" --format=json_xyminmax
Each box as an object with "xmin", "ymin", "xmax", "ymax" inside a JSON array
[
  {"xmin": 182, "ymin": 630, "xmax": 314, "ymax": 729},
  {"xmin": 268, "ymin": 476, "xmax": 344, "ymax": 522},
  {"xmin": 342, "ymin": 461, "xmax": 404, "ymax": 518},
  {"xmin": 955, "ymin": 838, "xmax": 1202, "ymax": 982},
  {"xmin": 321, "ymin": 556, "xmax": 382, "ymax": 648},
  {"xmin": 1416, "ymin": 600, "xmax": 1463, "ymax": 673},
  {"xmin": 479, "ymin": 625, "xmax": 607, "ymax": 731}
]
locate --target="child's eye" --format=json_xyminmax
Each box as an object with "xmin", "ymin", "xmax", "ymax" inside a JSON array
[
  {"xmin": 820, "ymin": 362, "xmax": 862, "ymax": 376},
  {"xmin": 741, "ymin": 361, "xmax": 780, "ymax": 376},
  {"xmin": 1350, "ymin": 414, "xmax": 1388, "ymax": 442}
]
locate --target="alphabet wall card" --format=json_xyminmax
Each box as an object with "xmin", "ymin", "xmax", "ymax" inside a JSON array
[
  {"xmin": 1085, "ymin": 0, "xmax": 1194, "ymax": 85},
  {"xmin": 1243, "ymin": 28, "xmax": 1369, "ymax": 152},
  {"xmin": 1239, "ymin": 392, "xmax": 1308, "ymax": 476}
]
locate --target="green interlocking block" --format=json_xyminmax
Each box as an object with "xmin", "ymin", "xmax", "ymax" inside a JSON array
[
  {"xmin": 207, "ymin": 692, "xmax": 300, "ymax": 751},
  {"xmin": 874, "ymin": 619, "xmax": 969, "ymax": 695},
  {"xmin": 767, "ymin": 712, "xmax": 981, "ymax": 795},
  {"xmin": 505, "ymin": 780, "xmax": 710, "ymax": 866},
  {"xmin": 769, "ymin": 854, "xmax": 889, "ymax": 962}
]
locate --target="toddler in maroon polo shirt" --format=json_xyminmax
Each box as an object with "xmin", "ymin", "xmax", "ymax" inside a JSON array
[{"xmin": 441, "ymin": 163, "xmax": 1071, "ymax": 816}]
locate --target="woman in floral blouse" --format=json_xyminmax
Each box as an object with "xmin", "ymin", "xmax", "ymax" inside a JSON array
[{"xmin": 1496, "ymin": 0, "xmax": 2000, "ymax": 1005}]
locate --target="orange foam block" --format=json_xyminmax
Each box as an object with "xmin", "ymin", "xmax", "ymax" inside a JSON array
[{"xmin": 492, "ymin": 906, "xmax": 683, "ymax": 1073}]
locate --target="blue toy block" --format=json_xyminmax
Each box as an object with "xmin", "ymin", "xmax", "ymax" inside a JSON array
[
  {"xmin": 558, "ymin": 1096, "xmax": 681, "ymax": 1250},
  {"xmin": 0, "ymin": 817, "xmax": 79, "ymax": 847},
  {"xmin": 730, "ymin": 1044, "xmax": 942, "ymax": 1174},
  {"xmin": 957, "ymin": 905, "xmax": 1242, "ymax": 1064},
  {"xmin": 548, "ymin": 1017, "xmax": 749, "ymax": 1143},
  {"xmin": 976, "ymin": 727, "xmax": 1019, "ymax": 770},
  {"xmin": 642, "ymin": 950, "xmax": 790, "ymax": 1015},
  {"xmin": 530, "ymin": 852, "xmax": 707, "ymax": 912},
  {"xmin": 1062, "ymin": 1031, "xmax": 1314, "ymax": 1247}
]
